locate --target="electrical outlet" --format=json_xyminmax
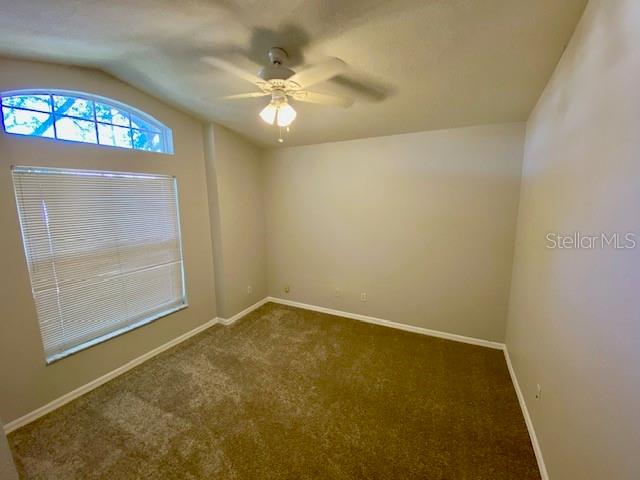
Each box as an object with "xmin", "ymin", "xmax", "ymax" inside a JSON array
[
  {"xmin": 247, "ymin": 285, "xmax": 253, "ymax": 294},
  {"xmin": 535, "ymin": 384, "xmax": 542, "ymax": 400},
  {"xmin": 335, "ymin": 288, "xmax": 342, "ymax": 297},
  {"xmin": 360, "ymin": 292, "xmax": 367, "ymax": 302},
  {"xmin": 284, "ymin": 285, "xmax": 290, "ymax": 293}
]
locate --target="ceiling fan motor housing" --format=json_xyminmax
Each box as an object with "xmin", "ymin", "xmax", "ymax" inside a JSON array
[
  {"xmin": 260, "ymin": 47, "xmax": 295, "ymax": 81},
  {"xmin": 259, "ymin": 64, "xmax": 295, "ymax": 81},
  {"xmin": 268, "ymin": 47, "xmax": 287, "ymax": 65}
]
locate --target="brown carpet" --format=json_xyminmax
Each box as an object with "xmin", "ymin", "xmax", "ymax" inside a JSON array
[{"xmin": 9, "ymin": 302, "xmax": 540, "ymax": 479}]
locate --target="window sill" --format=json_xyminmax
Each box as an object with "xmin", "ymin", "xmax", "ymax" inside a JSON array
[{"xmin": 45, "ymin": 303, "xmax": 188, "ymax": 365}]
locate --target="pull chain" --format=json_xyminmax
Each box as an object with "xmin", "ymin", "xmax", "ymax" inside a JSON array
[{"xmin": 277, "ymin": 126, "xmax": 291, "ymax": 144}]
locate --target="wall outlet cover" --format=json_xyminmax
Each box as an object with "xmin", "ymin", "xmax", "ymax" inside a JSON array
[{"xmin": 535, "ymin": 384, "xmax": 542, "ymax": 399}]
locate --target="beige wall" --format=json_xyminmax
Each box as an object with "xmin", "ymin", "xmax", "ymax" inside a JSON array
[
  {"xmin": 506, "ymin": 0, "xmax": 640, "ymax": 478},
  {"xmin": 0, "ymin": 58, "xmax": 217, "ymax": 424},
  {"xmin": 0, "ymin": 423, "xmax": 18, "ymax": 480},
  {"xmin": 263, "ymin": 124, "xmax": 525, "ymax": 342},
  {"xmin": 205, "ymin": 124, "xmax": 267, "ymax": 319}
]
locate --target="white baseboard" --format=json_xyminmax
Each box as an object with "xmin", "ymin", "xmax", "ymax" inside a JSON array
[
  {"xmin": 3, "ymin": 296, "xmax": 274, "ymax": 433},
  {"xmin": 3, "ymin": 317, "xmax": 220, "ymax": 434},
  {"xmin": 267, "ymin": 297, "xmax": 545, "ymax": 477},
  {"xmin": 4, "ymin": 295, "xmax": 547, "ymax": 480},
  {"xmin": 266, "ymin": 296, "xmax": 505, "ymax": 350},
  {"xmin": 504, "ymin": 347, "xmax": 548, "ymax": 480},
  {"xmin": 218, "ymin": 297, "xmax": 270, "ymax": 325},
  {"xmin": 2, "ymin": 297, "xmax": 269, "ymax": 433}
]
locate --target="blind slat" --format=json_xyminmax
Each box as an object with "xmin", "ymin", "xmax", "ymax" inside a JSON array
[{"xmin": 12, "ymin": 166, "xmax": 186, "ymax": 362}]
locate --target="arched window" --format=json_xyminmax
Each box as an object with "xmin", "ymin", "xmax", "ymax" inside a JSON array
[{"xmin": 1, "ymin": 90, "xmax": 173, "ymax": 154}]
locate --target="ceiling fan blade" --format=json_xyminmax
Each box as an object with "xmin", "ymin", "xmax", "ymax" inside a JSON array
[
  {"xmin": 287, "ymin": 58, "xmax": 347, "ymax": 89},
  {"xmin": 202, "ymin": 56, "xmax": 264, "ymax": 86},
  {"xmin": 293, "ymin": 90, "xmax": 354, "ymax": 108},
  {"xmin": 218, "ymin": 92, "xmax": 270, "ymax": 100}
]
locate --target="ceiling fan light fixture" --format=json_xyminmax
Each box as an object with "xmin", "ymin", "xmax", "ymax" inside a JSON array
[
  {"xmin": 276, "ymin": 102, "xmax": 297, "ymax": 127},
  {"xmin": 213, "ymin": 48, "xmax": 353, "ymax": 141},
  {"xmin": 259, "ymin": 102, "xmax": 277, "ymax": 125}
]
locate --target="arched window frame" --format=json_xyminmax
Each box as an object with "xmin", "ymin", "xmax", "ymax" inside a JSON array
[{"xmin": 0, "ymin": 89, "xmax": 174, "ymax": 154}]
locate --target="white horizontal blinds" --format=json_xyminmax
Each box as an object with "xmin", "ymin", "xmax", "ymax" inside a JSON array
[{"xmin": 12, "ymin": 166, "xmax": 186, "ymax": 362}]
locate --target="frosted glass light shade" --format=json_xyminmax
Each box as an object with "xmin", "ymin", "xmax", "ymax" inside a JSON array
[
  {"xmin": 277, "ymin": 103, "xmax": 297, "ymax": 127},
  {"xmin": 259, "ymin": 103, "xmax": 277, "ymax": 125}
]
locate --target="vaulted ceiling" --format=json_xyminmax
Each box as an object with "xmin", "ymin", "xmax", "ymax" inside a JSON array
[{"xmin": 0, "ymin": 0, "xmax": 587, "ymax": 146}]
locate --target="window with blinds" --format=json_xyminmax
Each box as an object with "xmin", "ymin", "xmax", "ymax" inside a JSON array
[{"xmin": 12, "ymin": 166, "xmax": 187, "ymax": 363}]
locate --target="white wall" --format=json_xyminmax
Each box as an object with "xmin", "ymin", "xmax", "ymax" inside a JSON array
[
  {"xmin": 264, "ymin": 124, "xmax": 525, "ymax": 342},
  {"xmin": 205, "ymin": 124, "xmax": 268, "ymax": 318},
  {"xmin": 506, "ymin": 0, "xmax": 640, "ymax": 478}
]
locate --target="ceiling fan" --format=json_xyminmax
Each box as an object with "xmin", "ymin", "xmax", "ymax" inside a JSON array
[{"xmin": 204, "ymin": 48, "xmax": 354, "ymax": 142}]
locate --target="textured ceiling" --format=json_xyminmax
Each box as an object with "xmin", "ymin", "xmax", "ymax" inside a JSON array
[{"xmin": 0, "ymin": 0, "xmax": 587, "ymax": 147}]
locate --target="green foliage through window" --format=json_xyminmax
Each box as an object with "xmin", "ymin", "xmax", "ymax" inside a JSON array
[{"xmin": 1, "ymin": 91, "xmax": 172, "ymax": 154}]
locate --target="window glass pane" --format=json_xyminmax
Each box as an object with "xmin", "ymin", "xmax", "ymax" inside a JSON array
[
  {"xmin": 53, "ymin": 95, "xmax": 94, "ymax": 119},
  {"xmin": 130, "ymin": 114, "xmax": 161, "ymax": 133},
  {"xmin": 1, "ymin": 91, "xmax": 171, "ymax": 153},
  {"xmin": 95, "ymin": 102, "xmax": 130, "ymax": 126},
  {"xmin": 132, "ymin": 129, "xmax": 163, "ymax": 152},
  {"xmin": 1, "ymin": 94, "xmax": 52, "ymax": 112},
  {"xmin": 55, "ymin": 116, "xmax": 97, "ymax": 143},
  {"xmin": 2, "ymin": 106, "xmax": 54, "ymax": 137},
  {"xmin": 98, "ymin": 123, "xmax": 132, "ymax": 148}
]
